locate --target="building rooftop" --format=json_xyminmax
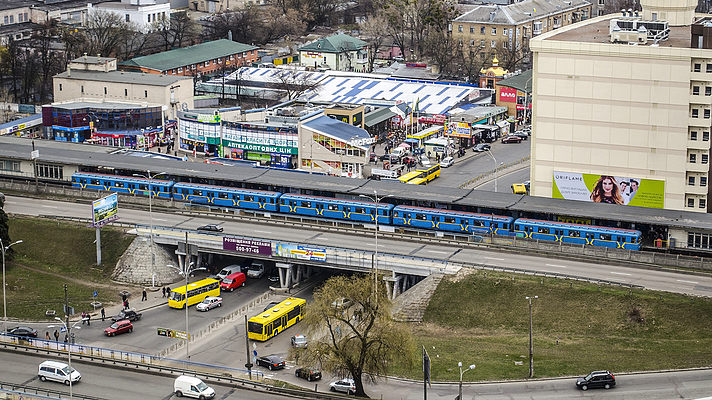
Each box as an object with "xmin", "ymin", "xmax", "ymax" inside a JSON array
[
  {"xmin": 54, "ymin": 69, "xmax": 190, "ymax": 86},
  {"xmin": 0, "ymin": 0, "xmax": 39, "ymax": 11},
  {"xmin": 497, "ymin": 69, "xmax": 532, "ymax": 93},
  {"xmin": 302, "ymin": 114, "xmax": 371, "ymax": 147},
  {"xmin": 70, "ymin": 55, "xmax": 115, "ymax": 65},
  {"xmin": 543, "ymin": 15, "xmax": 691, "ymax": 48},
  {"xmin": 119, "ymin": 39, "xmax": 259, "ymax": 72},
  {"xmin": 298, "ymin": 33, "xmax": 367, "ymax": 53},
  {"xmin": 454, "ymin": 0, "xmax": 590, "ymax": 25},
  {"xmin": 49, "ymin": 101, "xmax": 155, "ymax": 110}
]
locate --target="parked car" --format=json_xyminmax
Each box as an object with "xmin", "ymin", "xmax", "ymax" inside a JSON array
[
  {"xmin": 473, "ymin": 143, "xmax": 491, "ymax": 152},
  {"xmin": 216, "ymin": 265, "xmax": 242, "ymax": 281},
  {"xmin": 329, "ymin": 378, "xmax": 356, "ymax": 395},
  {"xmin": 331, "ymin": 297, "xmax": 354, "ymax": 309},
  {"xmin": 197, "ymin": 224, "xmax": 223, "ymax": 232},
  {"xmin": 512, "ymin": 131, "xmax": 529, "ymax": 140},
  {"xmin": 104, "ymin": 320, "xmax": 133, "ymax": 336},
  {"xmin": 419, "ymin": 154, "xmax": 431, "ymax": 166},
  {"xmin": 576, "ymin": 370, "xmax": 616, "ymax": 391},
  {"xmin": 247, "ymin": 260, "xmax": 265, "ymax": 278},
  {"xmin": 38, "ymin": 360, "xmax": 81, "ymax": 385},
  {"xmin": 291, "ymin": 334, "xmax": 308, "ymax": 348},
  {"xmin": 111, "ymin": 309, "xmax": 142, "ymax": 322},
  {"xmin": 174, "ymin": 375, "xmax": 215, "ymax": 399},
  {"xmin": 267, "ymin": 270, "xmax": 280, "ymax": 283},
  {"xmin": 7, "ymin": 326, "xmax": 38, "ymax": 338},
  {"xmin": 196, "ymin": 296, "xmax": 223, "ymax": 311},
  {"xmin": 501, "ymin": 135, "xmax": 523, "ymax": 144},
  {"xmin": 295, "ymin": 366, "xmax": 322, "ymax": 381},
  {"xmin": 256, "ymin": 354, "xmax": 286, "ymax": 370},
  {"xmin": 439, "ymin": 156, "xmax": 454, "ymax": 168},
  {"xmin": 220, "ymin": 272, "xmax": 246, "ymax": 292}
]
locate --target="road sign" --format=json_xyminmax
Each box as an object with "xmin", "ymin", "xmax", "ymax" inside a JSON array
[
  {"xmin": 253, "ymin": 350, "xmax": 257, "ymax": 357},
  {"xmin": 174, "ymin": 331, "xmax": 190, "ymax": 340},
  {"xmin": 63, "ymin": 305, "xmax": 74, "ymax": 315},
  {"xmin": 157, "ymin": 327, "xmax": 190, "ymax": 340},
  {"xmin": 93, "ymin": 291, "xmax": 98, "ymax": 298}
]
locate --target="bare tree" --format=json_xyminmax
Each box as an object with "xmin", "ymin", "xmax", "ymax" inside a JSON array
[
  {"xmin": 273, "ymin": 69, "xmax": 320, "ymax": 100},
  {"xmin": 360, "ymin": 15, "xmax": 388, "ymax": 72},
  {"xmin": 84, "ymin": 9, "xmax": 131, "ymax": 58},
  {"xmin": 603, "ymin": 0, "xmax": 639, "ymax": 14},
  {"xmin": 456, "ymin": 44, "xmax": 486, "ymax": 83},
  {"xmin": 169, "ymin": 11, "xmax": 199, "ymax": 48},
  {"xmin": 31, "ymin": 19, "xmax": 63, "ymax": 102},
  {"xmin": 494, "ymin": 39, "xmax": 529, "ymax": 72}
]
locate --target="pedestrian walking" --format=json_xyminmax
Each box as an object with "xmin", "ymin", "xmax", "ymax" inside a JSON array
[
  {"xmin": 53, "ymin": 330, "xmax": 59, "ymax": 342},
  {"xmin": 165, "ymin": 286, "xmax": 170, "ymax": 297},
  {"xmin": 81, "ymin": 311, "xmax": 86, "ymax": 325},
  {"xmin": 123, "ymin": 300, "xmax": 128, "ymax": 310},
  {"xmin": 161, "ymin": 287, "xmax": 166, "ymax": 298},
  {"xmin": 142, "ymin": 288, "xmax": 147, "ymax": 301},
  {"xmin": 101, "ymin": 307, "xmax": 105, "ymax": 321},
  {"xmin": 45, "ymin": 331, "xmax": 50, "ymax": 340},
  {"xmin": 86, "ymin": 313, "xmax": 91, "ymax": 326}
]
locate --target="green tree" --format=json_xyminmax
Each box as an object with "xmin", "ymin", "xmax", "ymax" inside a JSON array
[
  {"xmin": 294, "ymin": 274, "xmax": 415, "ymax": 398},
  {"xmin": 0, "ymin": 193, "xmax": 12, "ymax": 258}
]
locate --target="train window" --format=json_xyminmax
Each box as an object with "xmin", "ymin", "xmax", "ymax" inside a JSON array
[
  {"xmin": 245, "ymin": 195, "xmax": 254, "ymax": 201},
  {"xmin": 139, "ymin": 184, "xmax": 147, "ymax": 190},
  {"xmin": 586, "ymin": 232, "xmax": 594, "ymax": 239},
  {"xmin": 393, "ymin": 212, "xmax": 399, "ymax": 217},
  {"xmin": 80, "ymin": 179, "xmax": 86, "ymax": 184},
  {"xmin": 371, "ymin": 209, "xmax": 376, "ymax": 216},
  {"xmin": 91, "ymin": 179, "xmax": 100, "ymax": 185},
  {"xmin": 304, "ymin": 201, "xmax": 312, "ymax": 208},
  {"xmin": 444, "ymin": 217, "xmax": 456, "ymax": 223},
  {"xmin": 416, "ymin": 214, "xmax": 427, "ymax": 220},
  {"xmin": 290, "ymin": 200, "xmax": 296, "ymax": 206},
  {"xmin": 344, "ymin": 206, "xmax": 351, "ymax": 212},
  {"xmin": 569, "ymin": 230, "xmax": 580, "ymax": 237},
  {"xmin": 555, "ymin": 229, "xmax": 563, "ymax": 235},
  {"xmin": 537, "ymin": 227, "xmax": 549, "ymax": 234},
  {"xmin": 471, "ymin": 220, "xmax": 482, "ymax": 227},
  {"xmin": 328, "ymin": 204, "xmax": 338, "ymax": 211},
  {"xmin": 355, "ymin": 207, "xmax": 365, "ymax": 214},
  {"xmin": 218, "ymin": 192, "xmax": 228, "ymax": 199},
  {"xmin": 316, "ymin": 203, "xmax": 323, "ymax": 209},
  {"xmin": 600, "ymin": 234, "xmax": 611, "ymax": 241}
]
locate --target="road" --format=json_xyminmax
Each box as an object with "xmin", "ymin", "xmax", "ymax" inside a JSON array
[{"xmin": 6, "ymin": 195, "xmax": 712, "ymax": 298}]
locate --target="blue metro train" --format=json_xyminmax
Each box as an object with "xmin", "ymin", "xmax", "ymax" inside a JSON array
[{"xmin": 71, "ymin": 172, "xmax": 641, "ymax": 250}]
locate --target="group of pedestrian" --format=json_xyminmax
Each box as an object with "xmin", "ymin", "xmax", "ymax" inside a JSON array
[
  {"xmin": 161, "ymin": 286, "xmax": 171, "ymax": 298},
  {"xmin": 80, "ymin": 311, "xmax": 91, "ymax": 326},
  {"xmin": 121, "ymin": 293, "xmax": 130, "ymax": 310}
]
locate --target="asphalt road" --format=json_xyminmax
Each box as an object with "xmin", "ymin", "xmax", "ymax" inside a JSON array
[{"xmin": 6, "ymin": 195, "xmax": 712, "ymax": 298}]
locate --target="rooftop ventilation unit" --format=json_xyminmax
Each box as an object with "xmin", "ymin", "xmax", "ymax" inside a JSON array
[{"xmin": 609, "ymin": 18, "xmax": 669, "ymax": 44}]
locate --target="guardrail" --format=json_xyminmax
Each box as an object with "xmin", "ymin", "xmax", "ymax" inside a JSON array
[
  {"xmin": 0, "ymin": 339, "xmax": 352, "ymax": 400},
  {"xmin": 459, "ymin": 156, "xmax": 530, "ymax": 189},
  {"xmin": 0, "ymin": 381, "xmax": 103, "ymax": 400}
]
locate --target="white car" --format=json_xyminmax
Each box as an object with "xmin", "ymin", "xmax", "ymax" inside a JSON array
[
  {"xmin": 419, "ymin": 154, "xmax": 431, "ymax": 166},
  {"xmin": 439, "ymin": 156, "xmax": 454, "ymax": 168},
  {"xmin": 196, "ymin": 296, "xmax": 222, "ymax": 311},
  {"xmin": 38, "ymin": 360, "xmax": 81, "ymax": 385},
  {"xmin": 330, "ymin": 378, "xmax": 356, "ymax": 395}
]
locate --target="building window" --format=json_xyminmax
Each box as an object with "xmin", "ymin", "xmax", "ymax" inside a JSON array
[
  {"xmin": 35, "ymin": 163, "xmax": 63, "ymax": 180},
  {"xmin": 690, "ymin": 153, "xmax": 697, "ymax": 163},
  {"xmin": 470, "ymin": 39, "xmax": 475, "ymax": 46},
  {"xmin": 693, "ymin": 86, "xmax": 700, "ymax": 95},
  {"xmin": 707, "ymin": 87, "xmax": 712, "ymax": 96},
  {"xmin": 503, "ymin": 28, "xmax": 508, "ymax": 35},
  {"xmin": 104, "ymin": 87, "xmax": 107, "ymax": 95},
  {"xmin": 704, "ymin": 131, "xmax": 711, "ymax": 141},
  {"xmin": 691, "ymin": 131, "xmax": 698, "ymax": 140},
  {"xmin": 125, "ymin": 14, "xmax": 130, "ymax": 22},
  {"xmin": 470, "ymin": 26, "xmax": 474, "ymax": 33},
  {"xmin": 688, "ymin": 198, "xmax": 695, "ymax": 208},
  {"xmin": 704, "ymin": 154, "xmax": 709, "ymax": 164},
  {"xmin": 694, "ymin": 63, "xmax": 701, "ymax": 72},
  {"xmin": 0, "ymin": 159, "xmax": 20, "ymax": 172},
  {"xmin": 178, "ymin": 67, "xmax": 183, "ymax": 73},
  {"xmin": 689, "ymin": 176, "xmax": 696, "ymax": 185},
  {"xmin": 458, "ymin": 25, "xmax": 462, "ymax": 32},
  {"xmin": 692, "ymin": 109, "xmax": 699, "ymax": 118},
  {"xmin": 491, "ymin": 40, "xmax": 496, "ymax": 48},
  {"xmin": 702, "ymin": 199, "xmax": 707, "ymax": 209},
  {"xmin": 144, "ymin": 90, "xmax": 148, "ymax": 98},
  {"xmin": 9, "ymin": 15, "xmax": 13, "ymax": 23},
  {"xmin": 492, "ymin": 27, "xmax": 497, "ymax": 35},
  {"xmin": 59, "ymin": 84, "xmax": 62, "ymax": 91},
  {"xmin": 708, "ymin": 64, "xmax": 712, "ymax": 73},
  {"xmin": 706, "ymin": 109, "xmax": 711, "ymax": 119},
  {"xmin": 81, "ymin": 86, "xmax": 84, "ymax": 93},
  {"xmin": 124, "ymin": 88, "xmax": 128, "ymax": 96},
  {"xmin": 702, "ymin": 177, "xmax": 708, "ymax": 187},
  {"xmin": 480, "ymin": 39, "xmax": 485, "ymax": 47}
]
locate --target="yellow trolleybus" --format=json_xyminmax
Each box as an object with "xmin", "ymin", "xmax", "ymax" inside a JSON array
[
  {"xmin": 248, "ymin": 297, "xmax": 306, "ymax": 341},
  {"xmin": 168, "ymin": 278, "xmax": 220, "ymax": 309}
]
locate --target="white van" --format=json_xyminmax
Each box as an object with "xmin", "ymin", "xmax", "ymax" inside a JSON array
[
  {"xmin": 174, "ymin": 375, "xmax": 215, "ymax": 399},
  {"xmin": 38, "ymin": 360, "xmax": 81, "ymax": 385},
  {"xmin": 216, "ymin": 265, "xmax": 241, "ymax": 281},
  {"xmin": 246, "ymin": 260, "xmax": 265, "ymax": 278}
]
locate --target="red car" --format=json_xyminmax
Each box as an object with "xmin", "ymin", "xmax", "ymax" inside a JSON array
[
  {"xmin": 501, "ymin": 135, "xmax": 523, "ymax": 144},
  {"xmin": 104, "ymin": 319, "xmax": 133, "ymax": 336}
]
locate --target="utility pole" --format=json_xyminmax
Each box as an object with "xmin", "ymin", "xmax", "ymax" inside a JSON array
[
  {"xmin": 64, "ymin": 284, "xmax": 70, "ymax": 343},
  {"xmin": 526, "ymin": 295, "xmax": 538, "ymax": 378},
  {"xmin": 244, "ymin": 315, "xmax": 253, "ymax": 379}
]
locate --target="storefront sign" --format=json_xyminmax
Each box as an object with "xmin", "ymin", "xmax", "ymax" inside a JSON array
[
  {"xmin": 223, "ymin": 237, "xmax": 272, "ymax": 255},
  {"xmin": 499, "ymin": 87, "xmax": 517, "ymax": 103},
  {"xmin": 180, "ymin": 112, "xmax": 221, "ymax": 124},
  {"xmin": 222, "ymin": 129, "xmax": 298, "ymax": 155},
  {"xmin": 445, "ymin": 122, "xmax": 472, "ymax": 138},
  {"xmin": 553, "ymin": 171, "xmax": 665, "ymax": 209}
]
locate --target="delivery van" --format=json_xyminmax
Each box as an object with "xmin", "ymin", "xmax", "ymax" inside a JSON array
[
  {"xmin": 220, "ymin": 272, "xmax": 246, "ymax": 292},
  {"xmin": 174, "ymin": 375, "xmax": 215, "ymax": 399}
]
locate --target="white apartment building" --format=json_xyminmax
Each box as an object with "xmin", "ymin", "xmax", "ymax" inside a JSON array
[{"xmin": 88, "ymin": 0, "xmax": 171, "ymax": 33}]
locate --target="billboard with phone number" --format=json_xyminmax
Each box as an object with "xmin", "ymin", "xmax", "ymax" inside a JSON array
[
  {"xmin": 552, "ymin": 172, "xmax": 665, "ymax": 209},
  {"xmin": 92, "ymin": 193, "xmax": 119, "ymax": 227}
]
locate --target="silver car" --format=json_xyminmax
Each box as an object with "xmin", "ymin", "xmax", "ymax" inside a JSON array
[
  {"xmin": 291, "ymin": 334, "xmax": 308, "ymax": 348},
  {"xmin": 196, "ymin": 296, "xmax": 222, "ymax": 311},
  {"xmin": 329, "ymin": 378, "xmax": 356, "ymax": 395}
]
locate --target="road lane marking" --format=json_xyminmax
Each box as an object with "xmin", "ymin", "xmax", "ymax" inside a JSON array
[
  {"xmin": 41, "ymin": 205, "xmax": 58, "ymax": 208},
  {"xmin": 676, "ymin": 279, "xmax": 699, "ymax": 284},
  {"xmin": 153, "ymin": 218, "xmax": 168, "ymax": 222},
  {"xmin": 484, "ymin": 257, "xmax": 504, "ymax": 261},
  {"xmin": 427, "ymin": 250, "xmax": 448, "ymax": 254},
  {"xmin": 610, "ymin": 272, "xmax": 632, "ymax": 276},
  {"xmin": 254, "ymin": 230, "xmax": 272, "ymax": 234},
  {"xmin": 545, "ymin": 264, "xmax": 568, "ymax": 268}
]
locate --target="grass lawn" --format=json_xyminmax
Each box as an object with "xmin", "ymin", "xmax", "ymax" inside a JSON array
[
  {"xmin": 4, "ymin": 217, "xmax": 134, "ymax": 320},
  {"xmin": 390, "ymin": 270, "xmax": 712, "ymax": 381}
]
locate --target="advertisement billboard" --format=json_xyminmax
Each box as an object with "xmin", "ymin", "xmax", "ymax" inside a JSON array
[
  {"xmin": 552, "ymin": 172, "xmax": 665, "ymax": 209},
  {"xmin": 445, "ymin": 122, "xmax": 472, "ymax": 138},
  {"xmin": 276, "ymin": 244, "xmax": 327, "ymax": 262},
  {"xmin": 499, "ymin": 87, "xmax": 517, "ymax": 103},
  {"xmin": 92, "ymin": 193, "xmax": 119, "ymax": 227},
  {"xmin": 223, "ymin": 237, "xmax": 272, "ymax": 256}
]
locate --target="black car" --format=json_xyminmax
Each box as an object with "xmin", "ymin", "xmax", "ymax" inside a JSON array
[
  {"xmin": 576, "ymin": 370, "xmax": 616, "ymax": 391},
  {"xmin": 256, "ymin": 354, "xmax": 286, "ymax": 370},
  {"xmin": 111, "ymin": 309, "xmax": 142, "ymax": 322},
  {"xmin": 7, "ymin": 326, "xmax": 38, "ymax": 338},
  {"xmin": 295, "ymin": 366, "xmax": 322, "ymax": 381},
  {"xmin": 197, "ymin": 224, "xmax": 223, "ymax": 232}
]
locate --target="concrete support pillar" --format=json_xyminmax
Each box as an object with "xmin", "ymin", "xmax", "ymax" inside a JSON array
[{"xmin": 277, "ymin": 262, "xmax": 292, "ymax": 289}]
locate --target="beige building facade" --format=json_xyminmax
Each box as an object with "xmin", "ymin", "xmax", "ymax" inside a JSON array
[
  {"xmin": 529, "ymin": 0, "xmax": 707, "ymax": 213},
  {"xmin": 53, "ymin": 56, "xmax": 194, "ymax": 120}
]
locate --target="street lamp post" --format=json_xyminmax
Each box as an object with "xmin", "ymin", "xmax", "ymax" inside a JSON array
[
  {"xmin": 1, "ymin": 239, "xmax": 22, "ymax": 333},
  {"xmin": 526, "ymin": 295, "xmax": 539, "ymax": 378},
  {"xmin": 51, "ymin": 317, "xmax": 80, "ymax": 399},
  {"xmin": 358, "ymin": 191, "xmax": 394, "ymax": 300},
  {"xmin": 133, "ymin": 171, "xmax": 166, "ymax": 288},
  {"xmin": 458, "ymin": 361, "xmax": 476, "ymax": 400},
  {"xmin": 484, "ymin": 149, "xmax": 503, "ymax": 193}
]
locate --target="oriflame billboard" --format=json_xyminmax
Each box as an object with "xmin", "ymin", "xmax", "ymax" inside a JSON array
[{"xmin": 553, "ymin": 172, "xmax": 665, "ymax": 209}]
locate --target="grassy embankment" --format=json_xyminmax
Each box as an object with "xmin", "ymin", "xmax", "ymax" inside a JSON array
[
  {"xmin": 391, "ymin": 271, "xmax": 712, "ymax": 381},
  {"xmin": 4, "ymin": 217, "xmax": 134, "ymax": 320}
]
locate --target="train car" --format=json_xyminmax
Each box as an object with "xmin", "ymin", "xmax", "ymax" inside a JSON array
[
  {"xmin": 513, "ymin": 218, "xmax": 641, "ymax": 250},
  {"xmin": 279, "ymin": 194, "xmax": 395, "ymax": 224},
  {"xmin": 72, "ymin": 172, "xmax": 174, "ymax": 199},
  {"xmin": 172, "ymin": 183, "xmax": 281, "ymax": 211},
  {"xmin": 392, "ymin": 205, "xmax": 514, "ymax": 235}
]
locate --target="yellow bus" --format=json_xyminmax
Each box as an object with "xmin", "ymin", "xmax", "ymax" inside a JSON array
[
  {"xmin": 168, "ymin": 278, "xmax": 220, "ymax": 309},
  {"xmin": 398, "ymin": 171, "xmax": 424, "ymax": 184},
  {"xmin": 407, "ymin": 177, "xmax": 428, "ymax": 185},
  {"xmin": 416, "ymin": 164, "xmax": 441, "ymax": 183},
  {"xmin": 248, "ymin": 297, "xmax": 306, "ymax": 341}
]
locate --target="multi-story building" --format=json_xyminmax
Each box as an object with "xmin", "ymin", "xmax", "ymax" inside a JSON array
[
  {"xmin": 120, "ymin": 39, "xmax": 259, "ymax": 76},
  {"xmin": 529, "ymin": 0, "xmax": 709, "ymax": 216},
  {"xmin": 298, "ymin": 34, "xmax": 368, "ymax": 72},
  {"xmin": 53, "ymin": 55, "xmax": 194, "ymax": 120},
  {"xmin": 190, "ymin": 0, "xmax": 266, "ymax": 13},
  {"xmin": 88, "ymin": 0, "xmax": 171, "ymax": 33},
  {"xmin": 451, "ymin": 0, "xmax": 591, "ymax": 66}
]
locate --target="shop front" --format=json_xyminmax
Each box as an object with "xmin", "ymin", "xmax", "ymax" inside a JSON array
[
  {"xmin": 178, "ymin": 111, "xmax": 221, "ymax": 156},
  {"xmin": 445, "ymin": 121, "xmax": 477, "ymax": 148},
  {"xmin": 222, "ymin": 121, "xmax": 298, "ymax": 169}
]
